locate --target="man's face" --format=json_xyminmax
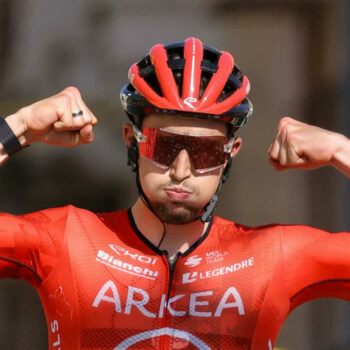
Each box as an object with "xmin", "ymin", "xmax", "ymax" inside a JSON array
[{"xmin": 123, "ymin": 113, "xmax": 242, "ymax": 224}]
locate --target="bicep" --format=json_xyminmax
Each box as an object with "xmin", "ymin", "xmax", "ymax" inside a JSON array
[
  {"xmin": 0, "ymin": 214, "xmax": 43, "ymax": 284},
  {"xmin": 281, "ymin": 226, "xmax": 350, "ymax": 309},
  {"xmin": 0, "ymin": 208, "xmax": 67, "ymax": 286}
]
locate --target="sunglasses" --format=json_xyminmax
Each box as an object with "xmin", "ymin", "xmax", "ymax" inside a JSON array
[{"xmin": 133, "ymin": 126, "xmax": 234, "ymax": 174}]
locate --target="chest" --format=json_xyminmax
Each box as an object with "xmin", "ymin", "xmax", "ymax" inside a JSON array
[
  {"xmin": 66, "ymin": 228, "xmax": 278, "ymax": 324},
  {"xmin": 42, "ymin": 218, "xmax": 282, "ymax": 349}
]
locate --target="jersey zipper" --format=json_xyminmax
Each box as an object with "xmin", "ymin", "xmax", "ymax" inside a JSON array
[
  {"xmin": 167, "ymin": 252, "xmax": 181, "ymax": 301},
  {"xmin": 160, "ymin": 250, "xmax": 181, "ymax": 349}
]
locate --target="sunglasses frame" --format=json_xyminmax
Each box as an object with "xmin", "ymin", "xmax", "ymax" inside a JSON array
[{"xmin": 133, "ymin": 125, "xmax": 235, "ymax": 174}]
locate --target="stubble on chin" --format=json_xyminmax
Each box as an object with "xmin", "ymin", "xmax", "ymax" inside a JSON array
[
  {"xmin": 151, "ymin": 201, "xmax": 201, "ymax": 224},
  {"xmin": 147, "ymin": 179, "xmax": 204, "ymax": 224}
]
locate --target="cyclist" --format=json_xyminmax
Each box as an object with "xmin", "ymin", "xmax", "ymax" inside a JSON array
[{"xmin": 0, "ymin": 37, "xmax": 350, "ymax": 349}]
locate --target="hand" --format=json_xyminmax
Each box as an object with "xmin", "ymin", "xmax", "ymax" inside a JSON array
[
  {"xmin": 268, "ymin": 117, "xmax": 346, "ymax": 171},
  {"xmin": 7, "ymin": 86, "xmax": 98, "ymax": 147}
]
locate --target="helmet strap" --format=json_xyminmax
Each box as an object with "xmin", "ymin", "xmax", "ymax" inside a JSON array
[
  {"xmin": 199, "ymin": 156, "xmax": 232, "ymax": 223},
  {"xmin": 127, "ymin": 139, "xmax": 138, "ymax": 172},
  {"xmin": 129, "ymin": 143, "xmax": 167, "ymax": 248}
]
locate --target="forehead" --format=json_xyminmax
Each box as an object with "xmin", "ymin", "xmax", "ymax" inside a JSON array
[{"xmin": 142, "ymin": 113, "xmax": 228, "ymax": 136}]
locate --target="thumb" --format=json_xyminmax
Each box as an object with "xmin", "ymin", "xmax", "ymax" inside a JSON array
[
  {"xmin": 79, "ymin": 124, "xmax": 94, "ymax": 143},
  {"xmin": 42, "ymin": 128, "xmax": 91, "ymax": 147}
]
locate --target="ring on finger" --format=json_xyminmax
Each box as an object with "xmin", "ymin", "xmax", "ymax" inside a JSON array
[{"xmin": 72, "ymin": 110, "xmax": 83, "ymax": 117}]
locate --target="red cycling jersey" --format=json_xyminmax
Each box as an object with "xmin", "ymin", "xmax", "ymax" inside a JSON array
[{"xmin": 0, "ymin": 205, "xmax": 349, "ymax": 350}]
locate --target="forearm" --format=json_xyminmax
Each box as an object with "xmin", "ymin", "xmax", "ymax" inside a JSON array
[{"xmin": 331, "ymin": 133, "xmax": 350, "ymax": 178}]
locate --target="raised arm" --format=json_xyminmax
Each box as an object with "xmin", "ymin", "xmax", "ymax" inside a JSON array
[
  {"xmin": 268, "ymin": 117, "xmax": 350, "ymax": 178},
  {"xmin": 0, "ymin": 86, "xmax": 98, "ymax": 164}
]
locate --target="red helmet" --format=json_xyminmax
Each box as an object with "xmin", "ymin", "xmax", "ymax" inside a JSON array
[{"xmin": 120, "ymin": 37, "xmax": 253, "ymax": 134}]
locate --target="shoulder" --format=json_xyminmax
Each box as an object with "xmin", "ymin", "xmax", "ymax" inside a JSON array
[
  {"xmin": 0, "ymin": 205, "xmax": 108, "ymax": 235},
  {"xmin": 95, "ymin": 209, "xmax": 130, "ymax": 231},
  {"xmin": 212, "ymin": 215, "xmax": 327, "ymax": 243},
  {"xmin": 25, "ymin": 205, "xmax": 129, "ymax": 232},
  {"xmin": 212, "ymin": 215, "xmax": 283, "ymax": 238}
]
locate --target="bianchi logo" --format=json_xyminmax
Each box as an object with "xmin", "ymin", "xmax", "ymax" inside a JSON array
[
  {"xmin": 184, "ymin": 255, "xmax": 202, "ymax": 268},
  {"xmin": 96, "ymin": 248, "xmax": 159, "ymax": 280}
]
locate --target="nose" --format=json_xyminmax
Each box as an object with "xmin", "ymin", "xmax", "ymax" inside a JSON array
[{"xmin": 169, "ymin": 149, "xmax": 193, "ymax": 181}]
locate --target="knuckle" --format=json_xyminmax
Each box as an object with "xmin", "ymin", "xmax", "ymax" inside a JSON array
[
  {"xmin": 57, "ymin": 93, "xmax": 71, "ymax": 109},
  {"xmin": 83, "ymin": 113, "xmax": 91, "ymax": 123},
  {"xmin": 278, "ymin": 117, "xmax": 291, "ymax": 130},
  {"xmin": 285, "ymin": 133, "xmax": 295, "ymax": 144},
  {"xmin": 64, "ymin": 86, "xmax": 81, "ymax": 98}
]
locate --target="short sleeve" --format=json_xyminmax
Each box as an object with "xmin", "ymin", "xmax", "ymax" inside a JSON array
[
  {"xmin": 0, "ymin": 206, "xmax": 69, "ymax": 287},
  {"xmin": 281, "ymin": 224, "xmax": 350, "ymax": 310}
]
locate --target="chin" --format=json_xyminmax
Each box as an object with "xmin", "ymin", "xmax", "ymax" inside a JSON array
[{"xmin": 151, "ymin": 201, "xmax": 201, "ymax": 225}]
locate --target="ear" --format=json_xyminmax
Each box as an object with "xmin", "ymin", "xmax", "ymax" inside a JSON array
[
  {"xmin": 230, "ymin": 137, "xmax": 242, "ymax": 158},
  {"xmin": 123, "ymin": 123, "xmax": 134, "ymax": 146}
]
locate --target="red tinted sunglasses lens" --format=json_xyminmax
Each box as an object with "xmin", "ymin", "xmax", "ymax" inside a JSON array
[{"xmin": 139, "ymin": 128, "xmax": 229, "ymax": 172}]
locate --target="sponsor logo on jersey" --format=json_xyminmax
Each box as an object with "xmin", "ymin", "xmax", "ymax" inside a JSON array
[
  {"xmin": 182, "ymin": 257, "xmax": 254, "ymax": 284},
  {"xmin": 109, "ymin": 244, "xmax": 158, "ymax": 265},
  {"xmin": 184, "ymin": 255, "xmax": 202, "ymax": 268},
  {"xmin": 205, "ymin": 249, "xmax": 229, "ymax": 264},
  {"xmin": 96, "ymin": 250, "xmax": 159, "ymax": 280},
  {"xmin": 115, "ymin": 327, "xmax": 210, "ymax": 350},
  {"xmin": 93, "ymin": 280, "xmax": 245, "ymax": 319}
]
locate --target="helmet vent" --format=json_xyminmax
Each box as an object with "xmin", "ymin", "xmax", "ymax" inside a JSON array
[
  {"xmin": 199, "ymin": 71, "xmax": 213, "ymax": 99},
  {"xmin": 232, "ymin": 65, "xmax": 243, "ymax": 82},
  {"xmin": 203, "ymin": 45, "xmax": 221, "ymax": 64},
  {"xmin": 137, "ymin": 55, "xmax": 163, "ymax": 97},
  {"xmin": 217, "ymin": 66, "xmax": 244, "ymax": 103},
  {"xmin": 166, "ymin": 45, "xmax": 185, "ymax": 98},
  {"xmin": 197, "ymin": 47, "xmax": 221, "ymax": 99}
]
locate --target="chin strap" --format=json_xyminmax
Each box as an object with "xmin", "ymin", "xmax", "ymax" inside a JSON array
[
  {"xmin": 199, "ymin": 157, "xmax": 232, "ymax": 223},
  {"xmin": 128, "ymin": 140, "xmax": 167, "ymax": 248},
  {"xmin": 200, "ymin": 194, "xmax": 219, "ymax": 223}
]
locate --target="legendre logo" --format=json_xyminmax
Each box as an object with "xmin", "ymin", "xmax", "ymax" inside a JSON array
[{"xmin": 183, "ymin": 257, "xmax": 254, "ymax": 284}]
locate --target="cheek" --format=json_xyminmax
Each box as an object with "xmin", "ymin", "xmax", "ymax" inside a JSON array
[
  {"xmin": 138, "ymin": 158, "xmax": 167, "ymax": 197},
  {"xmin": 194, "ymin": 175, "xmax": 221, "ymax": 201},
  {"xmin": 138, "ymin": 157, "xmax": 222, "ymax": 203}
]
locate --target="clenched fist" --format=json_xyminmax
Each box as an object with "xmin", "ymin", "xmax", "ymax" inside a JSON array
[
  {"xmin": 268, "ymin": 117, "xmax": 350, "ymax": 177},
  {"xmin": 6, "ymin": 86, "xmax": 98, "ymax": 148}
]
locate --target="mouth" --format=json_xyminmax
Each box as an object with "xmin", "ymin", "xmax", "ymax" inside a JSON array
[{"xmin": 164, "ymin": 187, "xmax": 192, "ymax": 201}]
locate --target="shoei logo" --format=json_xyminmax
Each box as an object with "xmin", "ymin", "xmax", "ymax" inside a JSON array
[
  {"xmin": 114, "ymin": 327, "xmax": 211, "ymax": 350},
  {"xmin": 184, "ymin": 255, "xmax": 202, "ymax": 268}
]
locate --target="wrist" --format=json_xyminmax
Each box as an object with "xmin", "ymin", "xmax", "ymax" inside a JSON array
[
  {"xmin": 330, "ymin": 133, "xmax": 350, "ymax": 177},
  {"xmin": 5, "ymin": 108, "xmax": 31, "ymax": 146}
]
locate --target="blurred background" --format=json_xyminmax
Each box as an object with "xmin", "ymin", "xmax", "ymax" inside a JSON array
[{"xmin": 0, "ymin": 0, "xmax": 350, "ymax": 348}]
